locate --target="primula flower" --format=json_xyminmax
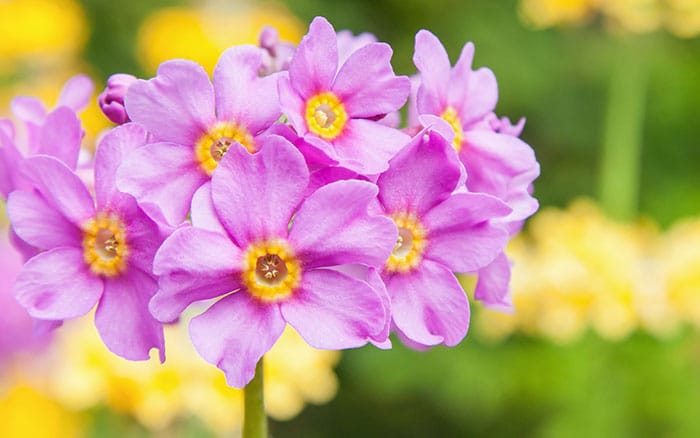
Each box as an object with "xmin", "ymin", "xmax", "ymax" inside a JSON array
[
  {"xmin": 376, "ymin": 130, "xmax": 511, "ymax": 347},
  {"xmin": 411, "ymin": 31, "xmax": 540, "ymax": 310},
  {"xmin": 150, "ymin": 135, "xmax": 395, "ymax": 387},
  {"xmin": 279, "ymin": 16, "xmax": 411, "ymax": 175},
  {"xmin": 8, "ymin": 124, "xmax": 165, "ymax": 360},
  {"xmin": 118, "ymin": 45, "xmax": 282, "ymax": 225}
]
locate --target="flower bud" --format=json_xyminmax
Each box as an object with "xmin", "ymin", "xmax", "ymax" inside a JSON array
[{"xmin": 98, "ymin": 73, "xmax": 137, "ymax": 125}]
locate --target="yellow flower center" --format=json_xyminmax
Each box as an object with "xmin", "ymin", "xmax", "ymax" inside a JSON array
[
  {"xmin": 242, "ymin": 239, "xmax": 302, "ymax": 302},
  {"xmin": 440, "ymin": 106, "xmax": 464, "ymax": 152},
  {"xmin": 385, "ymin": 212, "xmax": 428, "ymax": 274},
  {"xmin": 82, "ymin": 213, "xmax": 128, "ymax": 277},
  {"xmin": 195, "ymin": 121, "xmax": 254, "ymax": 176},
  {"xmin": 305, "ymin": 92, "xmax": 348, "ymax": 140}
]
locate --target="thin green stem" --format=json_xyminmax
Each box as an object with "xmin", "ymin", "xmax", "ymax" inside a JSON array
[
  {"xmin": 598, "ymin": 38, "xmax": 649, "ymax": 221},
  {"xmin": 243, "ymin": 358, "xmax": 267, "ymax": 438}
]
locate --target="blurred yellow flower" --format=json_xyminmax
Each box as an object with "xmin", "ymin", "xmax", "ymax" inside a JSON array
[
  {"xmin": 518, "ymin": 0, "xmax": 700, "ymax": 36},
  {"xmin": 137, "ymin": 2, "xmax": 304, "ymax": 74},
  {"xmin": 519, "ymin": 0, "xmax": 601, "ymax": 29},
  {"xmin": 47, "ymin": 314, "xmax": 340, "ymax": 434},
  {"xmin": 474, "ymin": 198, "xmax": 699, "ymax": 344},
  {"xmin": 0, "ymin": 0, "xmax": 88, "ymax": 73},
  {"xmin": 0, "ymin": 383, "xmax": 83, "ymax": 438}
]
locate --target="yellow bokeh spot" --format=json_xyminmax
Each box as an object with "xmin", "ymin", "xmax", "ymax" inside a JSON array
[
  {"xmin": 305, "ymin": 92, "xmax": 348, "ymax": 140},
  {"xmin": 242, "ymin": 239, "xmax": 302, "ymax": 302},
  {"xmin": 0, "ymin": 384, "xmax": 83, "ymax": 438},
  {"xmin": 195, "ymin": 121, "xmax": 254, "ymax": 176},
  {"xmin": 440, "ymin": 106, "xmax": 464, "ymax": 153},
  {"xmin": 385, "ymin": 212, "xmax": 428, "ymax": 274},
  {"xmin": 82, "ymin": 212, "xmax": 128, "ymax": 277},
  {"xmin": 136, "ymin": 4, "xmax": 304, "ymax": 74},
  {"xmin": 0, "ymin": 0, "xmax": 87, "ymax": 63}
]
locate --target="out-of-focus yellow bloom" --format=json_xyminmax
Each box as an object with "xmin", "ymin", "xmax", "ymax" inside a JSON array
[
  {"xmin": 137, "ymin": 3, "xmax": 304, "ymax": 74},
  {"xmin": 519, "ymin": 0, "xmax": 601, "ymax": 29},
  {"xmin": 0, "ymin": 382, "xmax": 83, "ymax": 438},
  {"xmin": 48, "ymin": 314, "xmax": 340, "ymax": 434},
  {"xmin": 518, "ymin": 0, "xmax": 700, "ymax": 37},
  {"xmin": 0, "ymin": 0, "xmax": 88, "ymax": 73},
  {"xmin": 474, "ymin": 198, "xmax": 700, "ymax": 344},
  {"xmin": 601, "ymin": 0, "xmax": 663, "ymax": 34},
  {"xmin": 662, "ymin": 219, "xmax": 700, "ymax": 329},
  {"xmin": 666, "ymin": 0, "xmax": 700, "ymax": 37}
]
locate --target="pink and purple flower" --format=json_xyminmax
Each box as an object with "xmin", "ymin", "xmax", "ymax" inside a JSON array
[
  {"xmin": 279, "ymin": 16, "xmax": 411, "ymax": 175},
  {"xmin": 150, "ymin": 135, "xmax": 395, "ymax": 387},
  {"xmin": 8, "ymin": 124, "xmax": 166, "ymax": 361},
  {"xmin": 376, "ymin": 130, "xmax": 511, "ymax": 346},
  {"xmin": 118, "ymin": 45, "xmax": 282, "ymax": 225}
]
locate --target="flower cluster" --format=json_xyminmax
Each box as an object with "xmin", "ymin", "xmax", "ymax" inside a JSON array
[
  {"xmin": 1, "ymin": 16, "xmax": 539, "ymax": 387},
  {"xmin": 519, "ymin": 0, "xmax": 700, "ymax": 37},
  {"xmin": 475, "ymin": 198, "xmax": 700, "ymax": 344}
]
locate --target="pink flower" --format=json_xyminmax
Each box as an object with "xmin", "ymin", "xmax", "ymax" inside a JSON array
[
  {"xmin": 98, "ymin": 73, "xmax": 138, "ymax": 125},
  {"xmin": 118, "ymin": 45, "xmax": 282, "ymax": 225},
  {"xmin": 376, "ymin": 130, "xmax": 511, "ymax": 347},
  {"xmin": 279, "ymin": 16, "xmax": 411, "ymax": 174},
  {"xmin": 150, "ymin": 135, "xmax": 395, "ymax": 387},
  {"xmin": 8, "ymin": 124, "xmax": 166, "ymax": 361}
]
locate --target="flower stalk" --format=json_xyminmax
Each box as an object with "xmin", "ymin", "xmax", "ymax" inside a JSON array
[
  {"xmin": 598, "ymin": 38, "xmax": 649, "ymax": 221},
  {"xmin": 243, "ymin": 358, "xmax": 267, "ymax": 438}
]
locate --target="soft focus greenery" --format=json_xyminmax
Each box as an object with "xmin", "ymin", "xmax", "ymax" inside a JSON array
[{"xmin": 2, "ymin": 0, "xmax": 699, "ymax": 436}]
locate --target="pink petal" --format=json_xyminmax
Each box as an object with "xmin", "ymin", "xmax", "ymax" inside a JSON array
[
  {"xmin": 334, "ymin": 43, "xmax": 410, "ymax": 118},
  {"xmin": 213, "ymin": 45, "xmax": 281, "ymax": 133},
  {"xmin": 94, "ymin": 123, "xmax": 151, "ymax": 206},
  {"xmin": 7, "ymin": 190, "xmax": 81, "ymax": 250},
  {"xmin": 125, "ymin": 60, "xmax": 215, "ymax": 145},
  {"xmin": 474, "ymin": 252, "xmax": 513, "ymax": 312},
  {"xmin": 290, "ymin": 180, "xmax": 396, "ymax": 269},
  {"xmin": 385, "ymin": 259, "xmax": 469, "ymax": 347},
  {"xmin": 377, "ymin": 130, "xmax": 461, "ymax": 215},
  {"xmin": 20, "ymin": 156, "xmax": 95, "ymax": 226},
  {"xmin": 151, "ymin": 227, "xmax": 243, "ymax": 323},
  {"xmin": 278, "ymin": 74, "xmax": 308, "ymax": 135},
  {"xmin": 212, "ymin": 138, "xmax": 308, "ymax": 246},
  {"xmin": 116, "ymin": 141, "xmax": 208, "ymax": 226},
  {"xmin": 280, "ymin": 268, "xmax": 386, "ymax": 349},
  {"xmin": 36, "ymin": 107, "xmax": 83, "ymax": 170},
  {"xmin": 413, "ymin": 30, "xmax": 450, "ymax": 114},
  {"xmin": 191, "ymin": 182, "xmax": 227, "ymax": 235},
  {"xmin": 423, "ymin": 193, "xmax": 510, "ymax": 273},
  {"xmin": 58, "ymin": 74, "xmax": 94, "ymax": 112},
  {"xmin": 0, "ymin": 132, "xmax": 24, "ymax": 198},
  {"xmin": 14, "ymin": 247, "xmax": 103, "ymax": 320},
  {"xmin": 190, "ymin": 292, "xmax": 285, "ymax": 388},
  {"xmin": 329, "ymin": 118, "xmax": 410, "ymax": 175},
  {"xmin": 11, "ymin": 96, "xmax": 46, "ymax": 126},
  {"xmin": 288, "ymin": 16, "xmax": 338, "ymax": 97},
  {"xmin": 95, "ymin": 267, "xmax": 165, "ymax": 361}
]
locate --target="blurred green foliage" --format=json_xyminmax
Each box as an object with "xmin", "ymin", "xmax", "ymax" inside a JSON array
[{"xmin": 71, "ymin": 0, "xmax": 700, "ymax": 436}]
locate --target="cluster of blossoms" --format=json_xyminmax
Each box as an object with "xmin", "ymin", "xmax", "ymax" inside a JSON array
[
  {"xmin": 1, "ymin": 17, "xmax": 538, "ymax": 387},
  {"xmin": 475, "ymin": 198, "xmax": 700, "ymax": 345}
]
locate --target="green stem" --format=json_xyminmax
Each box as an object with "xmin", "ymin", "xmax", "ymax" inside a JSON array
[
  {"xmin": 243, "ymin": 358, "xmax": 267, "ymax": 438},
  {"xmin": 598, "ymin": 38, "xmax": 649, "ymax": 221}
]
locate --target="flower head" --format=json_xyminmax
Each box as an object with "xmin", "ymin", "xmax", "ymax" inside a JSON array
[
  {"xmin": 8, "ymin": 124, "xmax": 166, "ymax": 361},
  {"xmin": 279, "ymin": 17, "xmax": 411, "ymax": 174},
  {"xmin": 151, "ymin": 135, "xmax": 395, "ymax": 387},
  {"xmin": 119, "ymin": 45, "xmax": 282, "ymax": 225},
  {"xmin": 376, "ymin": 130, "xmax": 511, "ymax": 347}
]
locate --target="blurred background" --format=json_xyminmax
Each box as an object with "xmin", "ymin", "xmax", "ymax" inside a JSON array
[{"xmin": 1, "ymin": 0, "xmax": 699, "ymax": 436}]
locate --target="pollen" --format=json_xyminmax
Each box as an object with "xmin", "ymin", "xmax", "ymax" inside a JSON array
[
  {"xmin": 305, "ymin": 92, "xmax": 348, "ymax": 140},
  {"xmin": 195, "ymin": 121, "xmax": 255, "ymax": 176},
  {"xmin": 242, "ymin": 239, "xmax": 302, "ymax": 302},
  {"xmin": 440, "ymin": 106, "xmax": 464, "ymax": 152},
  {"xmin": 385, "ymin": 212, "xmax": 428, "ymax": 274},
  {"xmin": 82, "ymin": 212, "xmax": 129, "ymax": 277}
]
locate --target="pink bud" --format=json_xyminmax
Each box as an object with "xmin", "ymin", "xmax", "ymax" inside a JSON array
[{"xmin": 98, "ymin": 74, "xmax": 137, "ymax": 125}]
